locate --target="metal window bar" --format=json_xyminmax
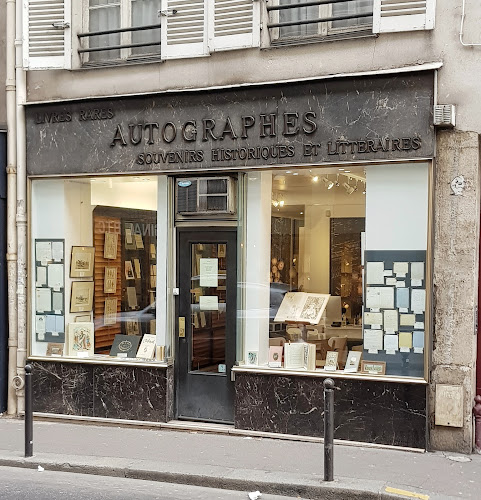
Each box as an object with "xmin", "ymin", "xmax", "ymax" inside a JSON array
[
  {"xmin": 267, "ymin": 0, "xmax": 363, "ymax": 11},
  {"xmin": 267, "ymin": 0, "xmax": 372, "ymax": 30},
  {"xmin": 78, "ymin": 24, "xmax": 161, "ymax": 54}
]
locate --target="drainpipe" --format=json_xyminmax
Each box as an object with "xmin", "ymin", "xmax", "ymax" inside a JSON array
[
  {"xmin": 5, "ymin": 0, "xmax": 18, "ymax": 415},
  {"xmin": 15, "ymin": 0, "xmax": 28, "ymax": 414}
]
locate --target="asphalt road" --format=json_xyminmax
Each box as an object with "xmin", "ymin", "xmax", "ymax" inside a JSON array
[{"xmin": 0, "ymin": 466, "xmax": 305, "ymax": 500}]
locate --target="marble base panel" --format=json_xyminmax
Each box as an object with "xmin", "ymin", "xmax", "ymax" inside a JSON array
[
  {"xmin": 31, "ymin": 361, "xmax": 172, "ymax": 422},
  {"xmin": 235, "ymin": 372, "xmax": 427, "ymax": 449}
]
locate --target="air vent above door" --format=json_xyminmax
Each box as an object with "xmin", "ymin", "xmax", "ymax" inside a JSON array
[{"xmin": 176, "ymin": 177, "xmax": 236, "ymax": 217}]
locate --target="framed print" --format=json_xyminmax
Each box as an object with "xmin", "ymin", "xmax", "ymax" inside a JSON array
[
  {"xmin": 104, "ymin": 297, "xmax": 118, "ymax": 326},
  {"xmin": 126, "ymin": 319, "xmax": 140, "ymax": 336},
  {"xmin": 125, "ymin": 260, "xmax": 135, "ymax": 280},
  {"xmin": 70, "ymin": 246, "xmax": 95, "ymax": 278},
  {"xmin": 104, "ymin": 232, "xmax": 118, "ymax": 260},
  {"xmin": 46, "ymin": 342, "xmax": 64, "ymax": 357},
  {"xmin": 247, "ymin": 351, "xmax": 258, "ymax": 366},
  {"xmin": 104, "ymin": 267, "xmax": 117, "ymax": 294},
  {"xmin": 360, "ymin": 360, "xmax": 386, "ymax": 375},
  {"xmin": 75, "ymin": 314, "xmax": 92, "ymax": 322},
  {"xmin": 70, "ymin": 281, "xmax": 94, "ymax": 313},
  {"xmin": 343, "ymin": 351, "xmax": 362, "ymax": 373},
  {"xmin": 324, "ymin": 351, "xmax": 339, "ymax": 372},
  {"xmin": 67, "ymin": 322, "xmax": 94, "ymax": 357}
]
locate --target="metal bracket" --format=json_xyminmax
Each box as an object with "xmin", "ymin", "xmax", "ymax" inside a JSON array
[
  {"xmin": 158, "ymin": 9, "xmax": 177, "ymax": 17},
  {"xmin": 52, "ymin": 21, "xmax": 70, "ymax": 30}
]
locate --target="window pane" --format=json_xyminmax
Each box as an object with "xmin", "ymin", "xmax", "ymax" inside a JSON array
[
  {"xmin": 332, "ymin": 0, "xmax": 372, "ymax": 29},
  {"xmin": 131, "ymin": 0, "xmax": 161, "ymax": 56},
  {"xmin": 190, "ymin": 243, "xmax": 227, "ymax": 372},
  {"xmin": 89, "ymin": 4, "xmax": 121, "ymax": 61},
  {"xmin": 279, "ymin": 0, "xmax": 318, "ymax": 38},
  {"xmin": 242, "ymin": 165, "xmax": 429, "ymax": 378},
  {"xmin": 30, "ymin": 177, "xmax": 162, "ymax": 364}
]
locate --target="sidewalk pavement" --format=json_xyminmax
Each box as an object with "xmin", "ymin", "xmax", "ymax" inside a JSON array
[{"xmin": 0, "ymin": 417, "xmax": 479, "ymax": 499}]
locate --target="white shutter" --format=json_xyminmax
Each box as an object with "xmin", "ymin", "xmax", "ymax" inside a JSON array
[
  {"xmin": 373, "ymin": 0, "xmax": 436, "ymax": 34},
  {"xmin": 23, "ymin": 0, "xmax": 71, "ymax": 69},
  {"xmin": 208, "ymin": 0, "xmax": 260, "ymax": 52},
  {"xmin": 161, "ymin": 0, "xmax": 208, "ymax": 59}
]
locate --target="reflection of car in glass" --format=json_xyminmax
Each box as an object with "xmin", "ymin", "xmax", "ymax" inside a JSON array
[
  {"xmin": 95, "ymin": 302, "xmax": 156, "ymax": 335},
  {"xmin": 236, "ymin": 282, "xmax": 292, "ymax": 322}
]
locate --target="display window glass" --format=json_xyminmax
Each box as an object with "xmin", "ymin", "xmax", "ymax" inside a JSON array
[
  {"xmin": 30, "ymin": 176, "xmax": 167, "ymax": 363},
  {"xmin": 241, "ymin": 163, "xmax": 429, "ymax": 378}
]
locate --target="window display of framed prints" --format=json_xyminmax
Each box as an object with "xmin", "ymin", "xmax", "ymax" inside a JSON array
[
  {"xmin": 35, "ymin": 239, "xmax": 65, "ymax": 343},
  {"xmin": 70, "ymin": 246, "xmax": 95, "ymax": 278}
]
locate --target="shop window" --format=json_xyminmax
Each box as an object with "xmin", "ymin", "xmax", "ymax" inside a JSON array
[
  {"xmin": 242, "ymin": 164, "xmax": 429, "ymax": 379},
  {"xmin": 30, "ymin": 176, "xmax": 167, "ymax": 363}
]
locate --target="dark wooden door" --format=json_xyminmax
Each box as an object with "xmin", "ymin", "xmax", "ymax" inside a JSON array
[{"xmin": 176, "ymin": 228, "xmax": 237, "ymax": 423}]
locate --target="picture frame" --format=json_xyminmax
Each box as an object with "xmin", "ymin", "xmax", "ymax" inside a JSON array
[
  {"xmin": 104, "ymin": 266, "xmax": 117, "ymax": 294},
  {"xmin": 104, "ymin": 297, "xmax": 118, "ymax": 326},
  {"xmin": 75, "ymin": 314, "xmax": 92, "ymax": 323},
  {"xmin": 70, "ymin": 246, "xmax": 95, "ymax": 278},
  {"xmin": 125, "ymin": 260, "xmax": 135, "ymax": 280},
  {"xmin": 247, "ymin": 351, "xmax": 258, "ymax": 366},
  {"xmin": 67, "ymin": 322, "xmax": 94, "ymax": 357},
  {"xmin": 46, "ymin": 342, "xmax": 64, "ymax": 357},
  {"xmin": 324, "ymin": 351, "xmax": 339, "ymax": 372},
  {"xmin": 70, "ymin": 281, "xmax": 94, "ymax": 313},
  {"xmin": 103, "ymin": 232, "xmax": 118, "ymax": 260},
  {"xmin": 343, "ymin": 350, "xmax": 362, "ymax": 373},
  {"xmin": 360, "ymin": 360, "xmax": 386, "ymax": 375}
]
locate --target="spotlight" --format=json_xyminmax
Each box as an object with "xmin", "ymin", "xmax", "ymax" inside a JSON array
[
  {"xmin": 343, "ymin": 182, "xmax": 355, "ymax": 195},
  {"xmin": 322, "ymin": 177, "xmax": 334, "ymax": 189},
  {"xmin": 335, "ymin": 174, "xmax": 340, "ymax": 187},
  {"xmin": 312, "ymin": 175, "xmax": 319, "ymax": 183}
]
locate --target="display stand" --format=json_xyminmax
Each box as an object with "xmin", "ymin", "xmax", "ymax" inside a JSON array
[{"xmin": 285, "ymin": 321, "xmax": 310, "ymax": 341}]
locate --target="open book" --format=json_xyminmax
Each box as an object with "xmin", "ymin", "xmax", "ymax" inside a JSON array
[
  {"xmin": 274, "ymin": 292, "xmax": 330, "ymax": 325},
  {"xmin": 284, "ymin": 342, "xmax": 316, "ymax": 371}
]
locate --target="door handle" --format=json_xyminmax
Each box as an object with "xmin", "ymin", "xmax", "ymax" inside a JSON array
[{"xmin": 178, "ymin": 317, "xmax": 185, "ymax": 338}]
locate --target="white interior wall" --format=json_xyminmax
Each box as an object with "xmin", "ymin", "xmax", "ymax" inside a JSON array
[
  {"xmin": 91, "ymin": 179, "xmax": 157, "ymax": 211},
  {"xmin": 365, "ymin": 163, "xmax": 428, "ymax": 251},
  {"xmin": 156, "ymin": 176, "xmax": 168, "ymax": 349},
  {"xmin": 244, "ymin": 172, "xmax": 272, "ymax": 365},
  {"xmin": 31, "ymin": 181, "xmax": 66, "ymax": 356}
]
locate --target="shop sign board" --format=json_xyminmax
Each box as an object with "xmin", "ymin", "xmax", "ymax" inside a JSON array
[{"xmin": 26, "ymin": 72, "xmax": 435, "ymax": 176}]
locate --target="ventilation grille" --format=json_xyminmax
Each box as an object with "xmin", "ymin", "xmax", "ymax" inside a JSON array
[
  {"xmin": 380, "ymin": 0, "xmax": 427, "ymax": 18},
  {"xmin": 214, "ymin": 0, "xmax": 253, "ymax": 38},
  {"xmin": 167, "ymin": 0, "xmax": 204, "ymax": 46},
  {"xmin": 28, "ymin": 0, "xmax": 65, "ymax": 57},
  {"xmin": 433, "ymin": 105, "xmax": 456, "ymax": 128}
]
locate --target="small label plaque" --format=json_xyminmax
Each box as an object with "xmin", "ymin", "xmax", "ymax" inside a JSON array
[{"xmin": 435, "ymin": 384, "xmax": 463, "ymax": 428}]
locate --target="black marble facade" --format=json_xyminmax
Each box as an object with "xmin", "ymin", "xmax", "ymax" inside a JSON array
[
  {"xmin": 31, "ymin": 360, "xmax": 173, "ymax": 422},
  {"xmin": 235, "ymin": 372, "xmax": 427, "ymax": 449}
]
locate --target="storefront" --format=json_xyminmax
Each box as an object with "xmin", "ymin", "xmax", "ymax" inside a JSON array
[{"xmin": 26, "ymin": 70, "xmax": 434, "ymax": 448}]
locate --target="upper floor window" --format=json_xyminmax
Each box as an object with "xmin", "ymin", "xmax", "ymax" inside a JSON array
[
  {"xmin": 86, "ymin": 0, "xmax": 161, "ymax": 64},
  {"xmin": 273, "ymin": 0, "xmax": 373, "ymax": 41},
  {"xmin": 23, "ymin": 0, "xmax": 436, "ymax": 70}
]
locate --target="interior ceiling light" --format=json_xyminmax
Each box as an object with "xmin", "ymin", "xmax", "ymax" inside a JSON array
[
  {"xmin": 343, "ymin": 182, "xmax": 355, "ymax": 195},
  {"xmin": 312, "ymin": 175, "xmax": 319, "ymax": 183},
  {"xmin": 323, "ymin": 177, "xmax": 335, "ymax": 189},
  {"xmin": 335, "ymin": 174, "xmax": 340, "ymax": 187}
]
